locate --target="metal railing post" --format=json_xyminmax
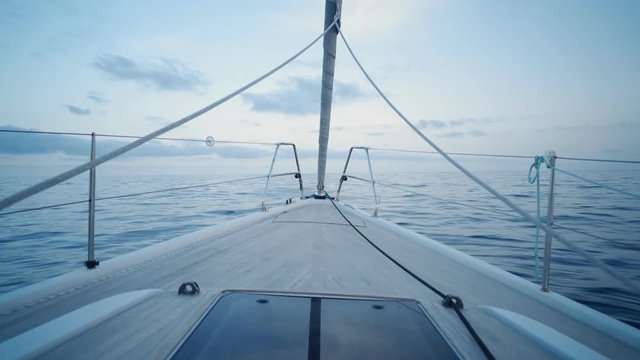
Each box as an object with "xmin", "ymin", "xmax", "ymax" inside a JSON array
[
  {"xmin": 364, "ymin": 148, "xmax": 380, "ymax": 216},
  {"xmin": 261, "ymin": 144, "xmax": 281, "ymax": 211},
  {"xmin": 284, "ymin": 143, "xmax": 304, "ymax": 199},
  {"xmin": 85, "ymin": 132, "xmax": 99, "ymax": 269},
  {"xmin": 541, "ymin": 151, "xmax": 556, "ymax": 291},
  {"xmin": 336, "ymin": 147, "xmax": 355, "ymax": 201},
  {"xmin": 336, "ymin": 146, "xmax": 380, "ymax": 216}
]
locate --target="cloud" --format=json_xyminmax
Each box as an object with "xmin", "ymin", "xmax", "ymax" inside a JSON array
[
  {"xmin": 63, "ymin": 104, "xmax": 91, "ymax": 116},
  {"xmin": 415, "ymin": 117, "xmax": 494, "ymax": 138},
  {"xmin": 440, "ymin": 131, "xmax": 465, "ymax": 138},
  {"xmin": 93, "ymin": 54, "xmax": 208, "ymax": 92},
  {"xmin": 241, "ymin": 77, "xmax": 368, "ymax": 115},
  {"xmin": 417, "ymin": 119, "xmax": 447, "ymax": 129},
  {"xmin": 335, "ymin": 82, "xmax": 367, "ymax": 100},
  {"xmin": 0, "ymin": 125, "xmax": 272, "ymax": 159},
  {"xmin": 437, "ymin": 130, "xmax": 487, "ymax": 138},
  {"xmin": 449, "ymin": 118, "xmax": 493, "ymax": 127},
  {"xmin": 87, "ymin": 91, "xmax": 105, "ymax": 103},
  {"xmin": 417, "ymin": 117, "xmax": 495, "ymax": 130}
]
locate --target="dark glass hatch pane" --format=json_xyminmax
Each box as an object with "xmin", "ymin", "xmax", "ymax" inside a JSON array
[
  {"xmin": 321, "ymin": 298, "xmax": 456, "ymax": 359},
  {"xmin": 172, "ymin": 292, "xmax": 310, "ymax": 359},
  {"xmin": 172, "ymin": 291, "xmax": 458, "ymax": 359}
]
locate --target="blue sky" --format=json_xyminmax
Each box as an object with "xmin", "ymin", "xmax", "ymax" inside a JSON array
[{"xmin": 1, "ymin": 0, "xmax": 639, "ymax": 175}]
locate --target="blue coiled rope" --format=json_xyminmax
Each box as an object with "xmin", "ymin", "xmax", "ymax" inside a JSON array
[{"xmin": 528, "ymin": 155, "xmax": 545, "ymax": 281}]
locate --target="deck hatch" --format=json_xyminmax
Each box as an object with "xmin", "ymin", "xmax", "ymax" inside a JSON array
[{"xmin": 171, "ymin": 291, "xmax": 458, "ymax": 359}]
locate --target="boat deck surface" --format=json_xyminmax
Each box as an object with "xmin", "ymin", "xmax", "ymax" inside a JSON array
[{"xmin": 0, "ymin": 199, "xmax": 638, "ymax": 359}]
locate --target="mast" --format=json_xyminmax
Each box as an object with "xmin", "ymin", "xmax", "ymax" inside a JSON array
[{"xmin": 316, "ymin": 0, "xmax": 341, "ymax": 197}]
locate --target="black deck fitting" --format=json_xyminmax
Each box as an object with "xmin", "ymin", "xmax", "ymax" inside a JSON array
[
  {"xmin": 441, "ymin": 295, "xmax": 464, "ymax": 309},
  {"xmin": 84, "ymin": 260, "xmax": 100, "ymax": 269},
  {"xmin": 178, "ymin": 281, "xmax": 200, "ymax": 295}
]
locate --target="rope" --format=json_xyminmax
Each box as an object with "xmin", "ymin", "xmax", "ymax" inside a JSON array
[
  {"xmin": 554, "ymin": 167, "xmax": 640, "ymax": 200},
  {"xmin": 0, "ymin": 17, "xmax": 338, "ymax": 212},
  {"xmin": 528, "ymin": 156, "xmax": 545, "ymax": 281},
  {"xmin": 338, "ymin": 27, "xmax": 640, "ymax": 295},
  {"xmin": 325, "ymin": 193, "xmax": 495, "ymax": 359}
]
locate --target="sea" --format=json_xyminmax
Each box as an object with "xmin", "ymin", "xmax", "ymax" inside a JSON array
[{"xmin": 1, "ymin": 166, "xmax": 639, "ymax": 329}]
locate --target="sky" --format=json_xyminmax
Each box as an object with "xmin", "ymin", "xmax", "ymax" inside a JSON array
[{"xmin": 1, "ymin": 0, "xmax": 639, "ymax": 178}]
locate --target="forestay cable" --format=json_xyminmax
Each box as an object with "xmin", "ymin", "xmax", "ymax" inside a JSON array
[
  {"xmin": 337, "ymin": 27, "xmax": 640, "ymax": 294},
  {"xmin": 0, "ymin": 18, "xmax": 339, "ymax": 212}
]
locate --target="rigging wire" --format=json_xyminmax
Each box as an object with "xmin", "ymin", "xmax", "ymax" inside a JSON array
[
  {"xmin": 365, "ymin": 180, "xmax": 632, "ymax": 251},
  {"xmin": 95, "ymin": 133, "xmax": 277, "ymax": 146},
  {"xmin": 0, "ymin": 199, "xmax": 88, "ymax": 216},
  {"xmin": 366, "ymin": 147, "xmax": 531, "ymax": 160},
  {"xmin": 325, "ymin": 193, "xmax": 495, "ymax": 360},
  {"xmin": 554, "ymin": 167, "xmax": 640, "ymax": 200},
  {"xmin": 553, "ymin": 224, "xmax": 621, "ymax": 244},
  {"xmin": 556, "ymin": 156, "xmax": 640, "ymax": 165},
  {"xmin": 3, "ymin": 128, "xmax": 638, "ymax": 163},
  {"xmin": 0, "ymin": 16, "xmax": 339, "ymax": 212},
  {"xmin": 0, "ymin": 129, "xmax": 91, "ymax": 136},
  {"xmin": 337, "ymin": 26, "xmax": 640, "ymax": 295},
  {"xmin": 95, "ymin": 175, "xmax": 268, "ymax": 202},
  {"xmin": 374, "ymin": 181, "xmax": 518, "ymax": 221},
  {"xmin": 365, "ymin": 147, "xmax": 640, "ymax": 164},
  {"xmin": 0, "ymin": 176, "xmax": 268, "ymax": 216},
  {"xmin": 0, "ymin": 129, "xmax": 279, "ymax": 145}
]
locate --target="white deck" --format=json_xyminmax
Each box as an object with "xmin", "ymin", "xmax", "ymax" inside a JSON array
[{"xmin": 1, "ymin": 199, "xmax": 638, "ymax": 359}]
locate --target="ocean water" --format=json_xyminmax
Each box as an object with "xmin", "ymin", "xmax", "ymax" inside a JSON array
[{"xmin": 1, "ymin": 168, "xmax": 639, "ymax": 329}]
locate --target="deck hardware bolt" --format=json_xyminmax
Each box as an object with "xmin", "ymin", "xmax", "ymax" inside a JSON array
[
  {"xmin": 441, "ymin": 295, "xmax": 464, "ymax": 309},
  {"xmin": 178, "ymin": 282, "xmax": 200, "ymax": 295}
]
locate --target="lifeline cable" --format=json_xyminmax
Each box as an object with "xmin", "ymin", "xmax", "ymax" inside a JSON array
[
  {"xmin": 325, "ymin": 193, "xmax": 495, "ymax": 360},
  {"xmin": 0, "ymin": 175, "xmax": 268, "ymax": 216},
  {"xmin": 337, "ymin": 26, "xmax": 640, "ymax": 295},
  {"xmin": 0, "ymin": 128, "xmax": 279, "ymax": 145},
  {"xmin": 554, "ymin": 167, "xmax": 640, "ymax": 200}
]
